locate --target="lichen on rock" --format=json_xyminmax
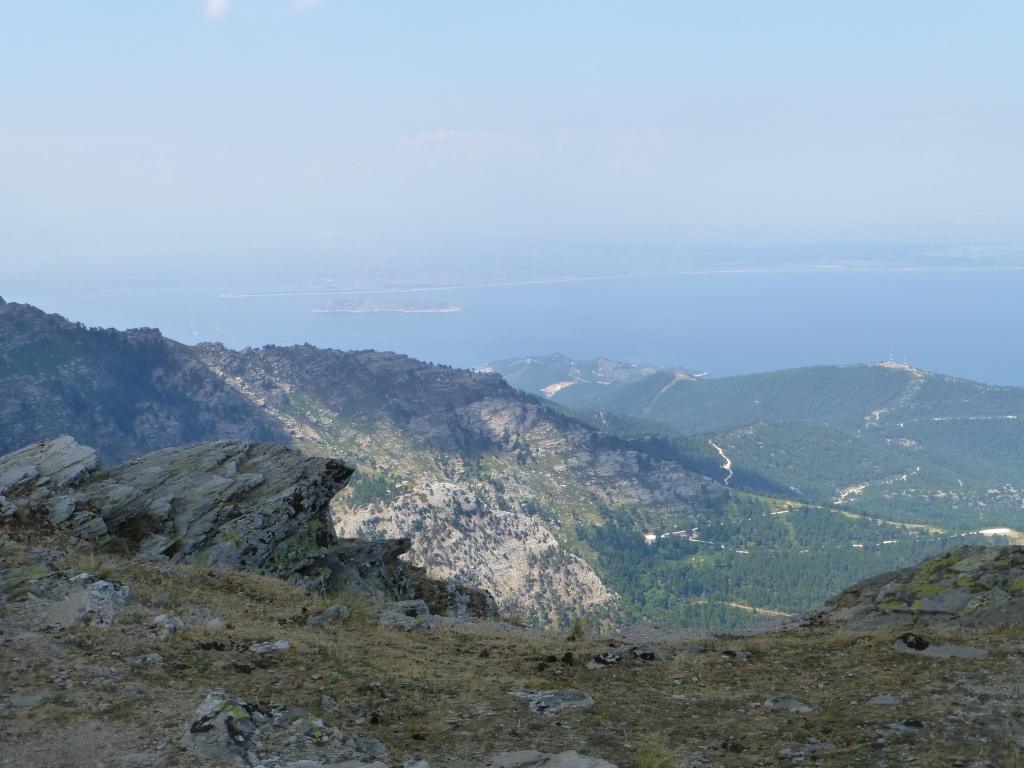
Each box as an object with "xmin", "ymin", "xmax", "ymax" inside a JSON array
[{"xmin": 807, "ymin": 544, "xmax": 1024, "ymax": 631}]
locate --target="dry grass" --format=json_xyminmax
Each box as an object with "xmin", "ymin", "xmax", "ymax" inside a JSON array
[{"xmin": 2, "ymin": 525, "xmax": 1021, "ymax": 767}]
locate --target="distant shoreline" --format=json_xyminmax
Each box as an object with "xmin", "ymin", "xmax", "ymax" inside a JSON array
[
  {"xmin": 308, "ymin": 299, "xmax": 460, "ymax": 314},
  {"xmin": 220, "ymin": 263, "xmax": 1024, "ymax": 299},
  {"xmin": 309, "ymin": 307, "xmax": 460, "ymax": 314}
]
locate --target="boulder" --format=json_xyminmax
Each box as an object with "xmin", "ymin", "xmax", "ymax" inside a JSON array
[
  {"xmin": 765, "ymin": 695, "xmax": 818, "ymax": 713},
  {"xmin": 378, "ymin": 599, "xmax": 440, "ymax": 631},
  {"xmin": 409, "ymin": 570, "xmax": 500, "ymax": 618},
  {"xmin": 42, "ymin": 573, "xmax": 129, "ymax": 629},
  {"xmin": 306, "ymin": 604, "xmax": 350, "ymax": 627},
  {"xmin": 893, "ymin": 633, "xmax": 987, "ymax": 659}
]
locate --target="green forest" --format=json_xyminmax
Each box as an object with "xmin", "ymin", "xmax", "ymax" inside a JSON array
[{"xmin": 583, "ymin": 492, "xmax": 1001, "ymax": 631}]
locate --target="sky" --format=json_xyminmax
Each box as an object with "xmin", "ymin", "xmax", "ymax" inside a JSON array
[{"xmin": 1, "ymin": 1, "xmax": 1023, "ymax": 270}]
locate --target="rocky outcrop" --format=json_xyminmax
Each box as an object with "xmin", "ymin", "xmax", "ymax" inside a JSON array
[
  {"xmin": 377, "ymin": 599, "xmax": 441, "ymax": 631},
  {"xmin": 0, "ymin": 437, "xmax": 497, "ymax": 615},
  {"xmin": 182, "ymin": 691, "xmax": 390, "ymax": 767},
  {"xmin": 806, "ymin": 545, "xmax": 1024, "ymax": 631}
]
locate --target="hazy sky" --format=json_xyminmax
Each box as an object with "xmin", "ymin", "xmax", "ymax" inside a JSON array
[{"xmin": 2, "ymin": 1, "xmax": 1023, "ymax": 264}]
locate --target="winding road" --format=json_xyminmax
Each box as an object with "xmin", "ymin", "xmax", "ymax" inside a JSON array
[{"xmin": 709, "ymin": 440, "xmax": 733, "ymax": 485}]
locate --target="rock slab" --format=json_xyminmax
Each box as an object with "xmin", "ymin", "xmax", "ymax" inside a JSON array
[
  {"xmin": 486, "ymin": 751, "xmax": 617, "ymax": 768},
  {"xmin": 1, "ymin": 437, "xmax": 502, "ymax": 614},
  {"xmin": 509, "ymin": 689, "xmax": 596, "ymax": 715}
]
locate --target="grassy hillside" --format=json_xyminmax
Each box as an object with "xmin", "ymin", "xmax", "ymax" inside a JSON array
[{"xmin": 5, "ymin": 520, "xmax": 1022, "ymax": 767}]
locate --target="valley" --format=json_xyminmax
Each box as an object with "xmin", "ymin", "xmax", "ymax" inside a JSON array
[
  {"xmin": 501, "ymin": 354, "xmax": 1024, "ymax": 532},
  {"xmin": 0, "ymin": 298, "xmax": 1012, "ymax": 632}
]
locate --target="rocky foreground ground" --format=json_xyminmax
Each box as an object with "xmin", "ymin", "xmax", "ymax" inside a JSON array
[{"xmin": 3, "ymin": 438, "xmax": 1024, "ymax": 767}]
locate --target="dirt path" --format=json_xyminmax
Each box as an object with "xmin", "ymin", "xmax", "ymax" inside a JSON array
[{"xmin": 708, "ymin": 440, "xmax": 732, "ymax": 485}]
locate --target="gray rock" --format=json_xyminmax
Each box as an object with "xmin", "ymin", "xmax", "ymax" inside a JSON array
[
  {"xmin": 306, "ymin": 604, "xmax": 350, "ymax": 627},
  {"xmin": 43, "ymin": 575, "xmax": 129, "ymax": 629},
  {"xmin": 90, "ymin": 440, "xmax": 359, "ymax": 589},
  {"xmin": 586, "ymin": 643, "xmax": 667, "ymax": 669},
  {"xmin": 586, "ymin": 651, "xmax": 622, "ymax": 669},
  {"xmin": 765, "ymin": 695, "xmax": 818, "ymax": 713},
  {"xmin": 0, "ymin": 436, "xmax": 99, "ymax": 496},
  {"xmin": 486, "ymin": 750, "xmax": 617, "ymax": 768},
  {"xmin": 961, "ymin": 587, "xmax": 1014, "ymax": 615},
  {"xmin": 628, "ymin": 643, "xmax": 668, "ymax": 661},
  {"xmin": 866, "ymin": 694, "xmax": 902, "ymax": 706},
  {"xmin": 409, "ymin": 571, "xmax": 500, "ymax": 618},
  {"xmin": 509, "ymin": 689, "xmax": 595, "ymax": 715},
  {"xmin": 151, "ymin": 614, "xmax": 185, "ymax": 641},
  {"xmin": 181, "ymin": 691, "xmax": 269, "ymax": 764},
  {"xmin": 0, "ymin": 437, "xmax": 502, "ymax": 615},
  {"xmin": 378, "ymin": 599, "xmax": 440, "ymax": 631},
  {"xmin": 878, "ymin": 719, "xmax": 924, "ymax": 738},
  {"xmin": 0, "ymin": 437, "xmax": 106, "ymax": 539},
  {"xmin": 250, "ymin": 640, "xmax": 290, "ymax": 654},
  {"xmin": 180, "ymin": 691, "xmax": 389, "ymax": 767},
  {"xmin": 7, "ymin": 693, "xmax": 48, "ymax": 708},
  {"xmin": 893, "ymin": 632, "xmax": 986, "ymax": 658}
]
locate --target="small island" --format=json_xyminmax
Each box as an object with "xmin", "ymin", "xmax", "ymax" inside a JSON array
[{"xmin": 309, "ymin": 299, "xmax": 460, "ymax": 314}]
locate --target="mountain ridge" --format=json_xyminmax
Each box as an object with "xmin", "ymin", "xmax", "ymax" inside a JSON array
[
  {"xmin": 1, "ymin": 299, "xmax": 1004, "ymax": 631},
  {"xmin": 488, "ymin": 353, "xmax": 1024, "ymax": 531}
]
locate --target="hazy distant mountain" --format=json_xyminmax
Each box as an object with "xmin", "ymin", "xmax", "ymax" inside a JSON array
[
  {"xmin": 1, "ymin": 299, "xmax": 997, "ymax": 630},
  {"xmin": 484, "ymin": 352, "xmax": 702, "ymax": 398},
  {"xmin": 0, "ymin": 297, "xmax": 287, "ymax": 462}
]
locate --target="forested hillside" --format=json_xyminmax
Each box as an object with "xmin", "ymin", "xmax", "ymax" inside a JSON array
[{"xmin": 492, "ymin": 356, "xmax": 1024, "ymax": 533}]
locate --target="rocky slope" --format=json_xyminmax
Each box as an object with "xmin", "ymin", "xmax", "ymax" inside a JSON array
[
  {"xmin": 0, "ymin": 436, "xmax": 495, "ymax": 615},
  {"xmin": 192, "ymin": 343, "xmax": 715, "ymax": 623},
  {"xmin": 1, "ymin": 299, "xmax": 726, "ymax": 623},
  {"xmin": 807, "ymin": 544, "xmax": 1024, "ymax": 632},
  {"xmin": 4, "ymin": 470, "xmax": 1024, "ymax": 766}
]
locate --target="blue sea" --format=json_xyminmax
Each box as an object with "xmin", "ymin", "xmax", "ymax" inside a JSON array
[{"xmin": 12, "ymin": 268, "xmax": 1024, "ymax": 387}]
